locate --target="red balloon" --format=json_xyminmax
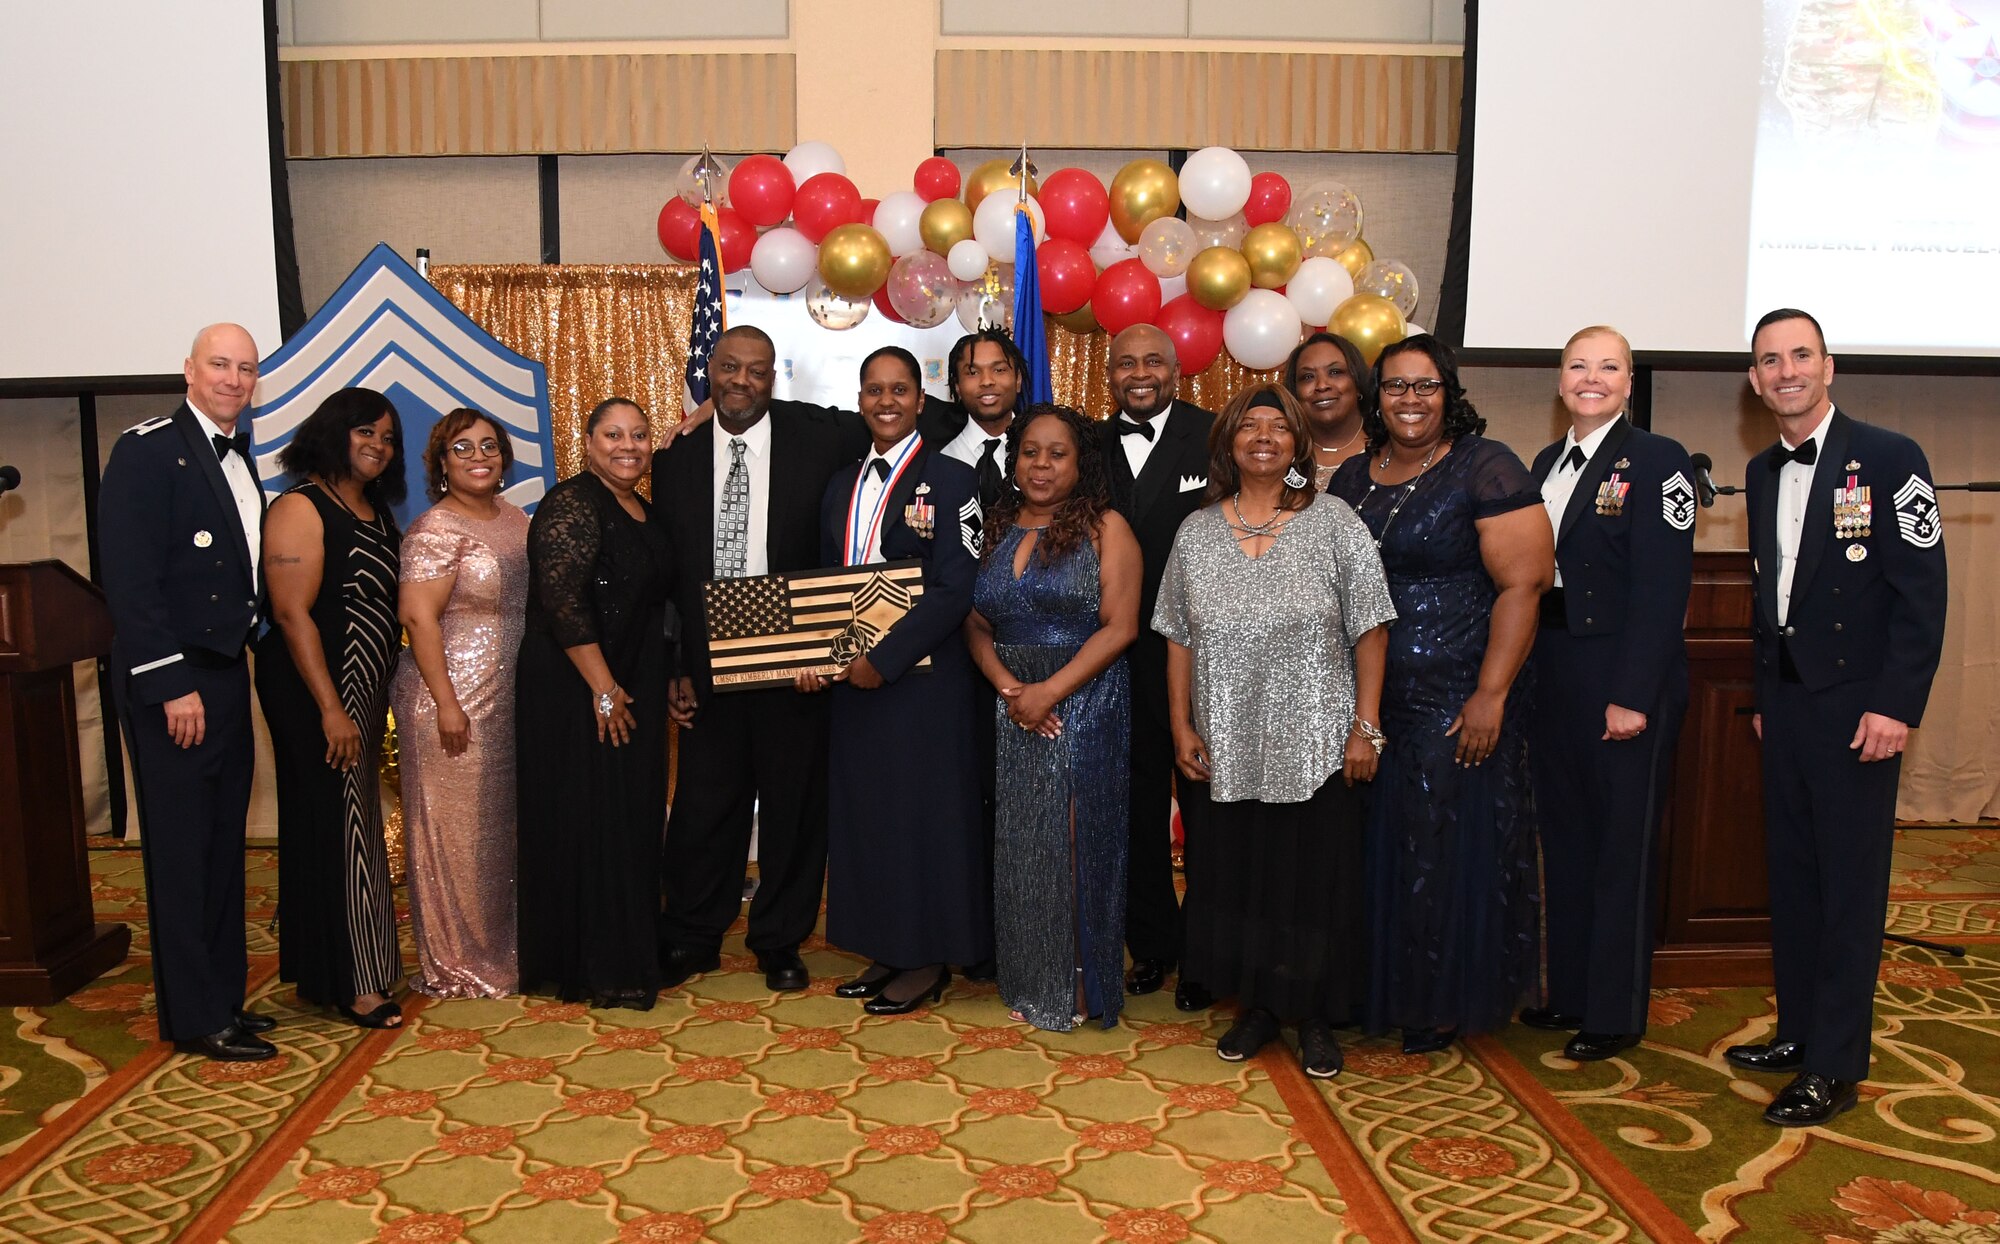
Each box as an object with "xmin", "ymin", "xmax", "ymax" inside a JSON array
[
  {"xmin": 1155, "ymin": 294, "xmax": 1224, "ymax": 374},
  {"xmin": 657, "ymin": 197, "xmax": 700, "ymax": 261},
  {"xmin": 914, "ymin": 156, "xmax": 962, "ymax": 202},
  {"xmin": 715, "ymin": 206, "xmax": 755, "ymax": 273},
  {"xmin": 792, "ymin": 172, "xmax": 863, "ymax": 244},
  {"xmin": 871, "ymin": 283, "xmax": 907, "ymax": 324},
  {"xmin": 1093, "ymin": 259, "xmax": 1163, "ymax": 336},
  {"xmin": 728, "ymin": 153, "xmax": 796, "ymax": 228},
  {"xmin": 1036, "ymin": 238, "xmax": 1095, "ymax": 314},
  {"xmin": 1244, "ymin": 172, "xmax": 1293, "ymax": 228},
  {"xmin": 1039, "ymin": 168, "xmax": 1111, "ymax": 246},
  {"xmin": 859, "ymin": 197, "xmax": 880, "ymax": 226}
]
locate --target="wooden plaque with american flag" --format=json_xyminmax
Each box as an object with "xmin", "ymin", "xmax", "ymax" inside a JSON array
[{"xmin": 703, "ymin": 560, "xmax": 930, "ymax": 691}]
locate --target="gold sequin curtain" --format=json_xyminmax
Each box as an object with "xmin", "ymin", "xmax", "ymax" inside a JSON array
[{"xmin": 427, "ymin": 263, "xmax": 1282, "ymax": 471}]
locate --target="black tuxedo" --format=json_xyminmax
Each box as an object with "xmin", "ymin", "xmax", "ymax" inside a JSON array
[
  {"xmin": 98, "ymin": 404, "xmax": 263, "ymax": 1041},
  {"xmin": 1102, "ymin": 399, "xmax": 1216, "ymax": 966},
  {"xmin": 1744, "ymin": 408, "xmax": 1947, "ymax": 1082},
  {"xmin": 1528, "ymin": 417, "xmax": 1694, "ymax": 1033},
  {"xmin": 650, "ymin": 405, "xmax": 853, "ymax": 960}
]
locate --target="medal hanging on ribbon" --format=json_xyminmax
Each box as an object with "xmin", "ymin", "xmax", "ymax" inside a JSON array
[{"xmin": 845, "ymin": 435, "xmax": 924, "ymax": 566}]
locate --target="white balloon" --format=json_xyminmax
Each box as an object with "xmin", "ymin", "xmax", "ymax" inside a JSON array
[
  {"xmin": 1088, "ymin": 217, "xmax": 1134, "ymax": 271},
  {"xmin": 1222, "ymin": 289, "xmax": 1304, "ymax": 371},
  {"xmin": 1138, "ymin": 217, "xmax": 1199, "ymax": 278},
  {"xmin": 971, "ymin": 191, "xmax": 1046, "ymax": 266},
  {"xmin": 947, "ymin": 238, "xmax": 991, "ymax": 282},
  {"xmin": 1285, "ymin": 256, "xmax": 1357, "ymax": 327},
  {"xmin": 1178, "ymin": 146, "xmax": 1252, "ymax": 221},
  {"xmin": 747, "ymin": 227, "xmax": 817, "ymax": 295},
  {"xmin": 783, "ymin": 141, "xmax": 845, "ymax": 184},
  {"xmin": 872, "ymin": 191, "xmax": 928, "ymax": 258}
]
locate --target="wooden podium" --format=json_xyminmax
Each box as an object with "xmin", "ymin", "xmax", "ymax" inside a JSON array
[
  {"xmin": 0, "ymin": 560, "xmax": 129, "ymax": 1003},
  {"xmin": 1652, "ymin": 550, "xmax": 1773, "ymax": 985}
]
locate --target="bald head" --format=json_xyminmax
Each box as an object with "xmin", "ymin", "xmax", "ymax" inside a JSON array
[
  {"xmin": 1107, "ymin": 323, "xmax": 1180, "ymax": 419},
  {"xmin": 184, "ymin": 322, "xmax": 260, "ymax": 428}
]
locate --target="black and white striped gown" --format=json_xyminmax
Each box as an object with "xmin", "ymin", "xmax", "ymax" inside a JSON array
[{"xmin": 256, "ymin": 482, "xmax": 403, "ymax": 1008}]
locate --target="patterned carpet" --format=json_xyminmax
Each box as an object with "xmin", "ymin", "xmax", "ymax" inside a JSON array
[{"xmin": 2, "ymin": 829, "xmax": 1994, "ymax": 1242}]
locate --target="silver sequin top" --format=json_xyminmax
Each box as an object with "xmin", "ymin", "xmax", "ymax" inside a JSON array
[{"xmin": 1152, "ymin": 493, "xmax": 1396, "ymax": 804}]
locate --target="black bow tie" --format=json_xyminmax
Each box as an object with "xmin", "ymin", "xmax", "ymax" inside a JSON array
[
  {"xmin": 867, "ymin": 458, "xmax": 891, "ymax": 481},
  {"xmin": 1768, "ymin": 439, "xmax": 1818, "ymax": 471},
  {"xmin": 212, "ymin": 431, "xmax": 250, "ymax": 462},
  {"xmin": 1560, "ymin": 444, "xmax": 1586, "ymax": 473},
  {"xmin": 1115, "ymin": 417, "xmax": 1155, "ymax": 442}
]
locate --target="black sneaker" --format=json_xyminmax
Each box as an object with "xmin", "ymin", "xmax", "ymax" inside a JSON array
[
  {"xmin": 1297, "ymin": 1021, "xmax": 1343, "ymax": 1078},
  {"xmin": 1216, "ymin": 1008, "xmax": 1281, "ymax": 1062}
]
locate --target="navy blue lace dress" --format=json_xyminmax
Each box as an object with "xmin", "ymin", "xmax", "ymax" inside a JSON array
[
  {"xmin": 973, "ymin": 526, "xmax": 1130, "ymax": 1031},
  {"xmin": 1328, "ymin": 437, "xmax": 1541, "ymax": 1037}
]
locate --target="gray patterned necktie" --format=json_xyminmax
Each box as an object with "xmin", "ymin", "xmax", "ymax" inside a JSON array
[{"xmin": 716, "ymin": 437, "xmax": 750, "ymax": 578}]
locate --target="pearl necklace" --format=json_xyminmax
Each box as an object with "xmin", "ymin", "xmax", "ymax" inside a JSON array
[{"xmin": 1356, "ymin": 441, "xmax": 1444, "ymax": 547}]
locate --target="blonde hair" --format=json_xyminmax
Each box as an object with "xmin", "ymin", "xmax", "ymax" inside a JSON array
[{"xmin": 1562, "ymin": 325, "xmax": 1633, "ymax": 370}]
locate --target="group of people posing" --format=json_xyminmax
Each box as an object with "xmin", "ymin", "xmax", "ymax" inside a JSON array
[{"xmin": 100, "ymin": 305, "xmax": 1944, "ymax": 1133}]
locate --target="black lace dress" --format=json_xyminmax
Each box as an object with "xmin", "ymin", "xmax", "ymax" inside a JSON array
[
  {"xmin": 515, "ymin": 472, "xmax": 672, "ymax": 1001},
  {"xmin": 1328, "ymin": 436, "xmax": 1542, "ymax": 1037}
]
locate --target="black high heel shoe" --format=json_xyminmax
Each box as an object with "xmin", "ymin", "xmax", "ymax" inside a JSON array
[
  {"xmin": 864, "ymin": 968, "xmax": 950, "ymax": 1015},
  {"xmin": 835, "ymin": 963, "xmax": 899, "ymax": 999}
]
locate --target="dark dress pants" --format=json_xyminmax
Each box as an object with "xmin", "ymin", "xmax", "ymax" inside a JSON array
[
  {"xmin": 660, "ymin": 688, "xmax": 829, "ymax": 957},
  {"xmin": 1760, "ymin": 676, "xmax": 1902, "ymax": 1083},
  {"xmin": 1530, "ymin": 627, "xmax": 1685, "ymax": 1035},
  {"xmin": 1124, "ymin": 632, "xmax": 1184, "ymax": 967},
  {"xmin": 116, "ymin": 659, "xmax": 253, "ymax": 1041}
]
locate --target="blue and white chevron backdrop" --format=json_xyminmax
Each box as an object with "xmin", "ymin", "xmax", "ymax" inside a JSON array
[{"xmin": 248, "ymin": 243, "xmax": 554, "ymax": 529}]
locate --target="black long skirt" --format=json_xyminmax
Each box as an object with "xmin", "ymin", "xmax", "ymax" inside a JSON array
[{"xmin": 1182, "ymin": 775, "xmax": 1365, "ymax": 1024}]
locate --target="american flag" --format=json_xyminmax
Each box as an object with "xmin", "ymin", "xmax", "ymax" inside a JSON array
[
  {"xmin": 703, "ymin": 561, "xmax": 931, "ymax": 691},
  {"xmin": 683, "ymin": 202, "xmax": 726, "ymax": 412}
]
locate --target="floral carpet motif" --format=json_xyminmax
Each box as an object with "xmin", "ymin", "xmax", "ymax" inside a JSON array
[{"xmin": 1, "ymin": 828, "xmax": 1994, "ymax": 1242}]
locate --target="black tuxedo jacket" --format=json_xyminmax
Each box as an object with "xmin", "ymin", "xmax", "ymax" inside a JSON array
[
  {"xmin": 1529, "ymin": 417, "xmax": 1696, "ymax": 712},
  {"xmin": 818, "ymin": 444, "xmax": 981, "ymax": 684},
  {"xmin": 1100, "ymin": 399, "xmax": 1216, "ymax": 627},
  {"xmin": 99, "ymin": 404, "xmax": 264, "ymax": 705},
  {"xmin": 1744, "ymin": 408, "xmax": 1947, "ymax": 725},
  {"xmin": 651, "ymin": 404, "xmax": 855, "ymax": 696}
]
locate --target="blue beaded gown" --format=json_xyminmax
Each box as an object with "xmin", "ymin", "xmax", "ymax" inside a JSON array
[
  {"xmin": 1328, "ymin": 437, "xmax": 1541, "ymax": 1037},
  {"xmin": 973, "ymin": 526, "xmax": 1130, "ymax": 1031}
]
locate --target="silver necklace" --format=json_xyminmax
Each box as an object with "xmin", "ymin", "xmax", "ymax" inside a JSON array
[
  {"xmin": 1313, "ymin": 423, "xmax": 1364, "ymax": 458},
  {"xmin": 1357, "ymin": 441, "xmax": 1444, "ymax": 547},
  {"xmin": 1228, "ymin": 494, "xmax": 1287, "ymax": 540}
]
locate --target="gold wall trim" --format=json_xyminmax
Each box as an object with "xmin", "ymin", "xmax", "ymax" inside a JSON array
[
  {"xmin": 934, "ymin": 49, "xmax": 1462, "ymax": 152},
  {"xmin": 282, "ymin": 54, "xmax": 797, "ymax": 157}
]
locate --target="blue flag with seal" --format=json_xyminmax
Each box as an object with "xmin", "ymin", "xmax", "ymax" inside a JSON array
[
  {"xmin": 1011, "ymin": 204, "xmax": 1053, "ymax": 406},
  {"xmin": 247, "ymin": 243, "xmax": 555, "ymax": 530}
]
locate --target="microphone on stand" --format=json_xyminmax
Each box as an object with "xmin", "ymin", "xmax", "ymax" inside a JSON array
[
  {"xmin": 0, "ymin": 465, "xmax": 20, "ymax": 497},
  {"xmin": 1689, "ymin": 453, "xmax": 1741, "ymax": 507}
]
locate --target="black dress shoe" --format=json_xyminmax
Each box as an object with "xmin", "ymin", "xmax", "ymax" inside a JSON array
[
  {"xmin": 1518, "ymin": 1006, "xmax": 1584, "ymax": 1031},
  {"xmin": 835, "ymin": 963, "xmax": 898, "ymax": 999},
  {"xmin": 234, "ymin": 1009, "xmax": 277, "ymax": 1034},
  {"xmin": 1125, "ymin": 958, "xmax": 1170, "ymax": 996},
  {"xmin": 1173, "ymin": 979, "xmax": 1214, "ymax": 1012},
  {"xmin": 1564, "ymin": 1031, "xmax": 1641, "ymax": 1061},
  {"xmin": 1401, "ymin": 1026, "xmax": 1459, "ymax": 1055},
  {"xmin": 758, "ymin": 950, "xmax": 810, "ymax": 993},
  {"xmin": 659, "ymin": 946, "xmax": 721, "ymax": 992},
  {"xmin": 174, "ymin": 1024, "xmax": 278, "ymax": 1062},
  {"xmin": 1216, "ymin": 1008, "xmax": 1281, "ymax": 1062},
  {"xmin": 865, "ymin": 968, "xmax": 949, "ymax": 1015},
  {"xmin": 1724, "ymin": 1039, "xmax": 1806, "ymax": 1073},
  {"xmin": 960, "ymin": 958, "xmax": 998, "ymax": 982},
  {"xmin": 1763, "ymin": 1072, "xmax": 1858, "ymax": 1127}
]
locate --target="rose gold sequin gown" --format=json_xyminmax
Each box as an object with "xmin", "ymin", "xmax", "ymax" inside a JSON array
[{"xmin": 390, "ymin": 501, "xmax": 531, "ymax": 997}]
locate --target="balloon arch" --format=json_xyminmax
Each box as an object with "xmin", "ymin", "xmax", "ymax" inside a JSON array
[{"xmin": 657, "ymin": 144, "xmax": 1424, "ymax": 374}]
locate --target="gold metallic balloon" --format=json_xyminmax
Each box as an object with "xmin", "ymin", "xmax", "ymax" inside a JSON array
[
  {"xmin": 1241, "ymin": 223, "xmax": 1303, "ymax": 289},
  {"xmin": 1109, "ymin": 159, "xmax": 1180, "ymax": 243},
  {"xmin": 817, "ymin": 223, "xmax": 894, "ymax": 300},
  {"xmin": 1186, "ymin": 245, "xmax": 1252, "ymax": 311},
  {"xmin": 1328, "ymin": 292, "xmax": 1406, "ymax": 365},
  {"xmin": 1333, "ymin": 237, "xmax": 1374, "ymax": 281},
  {"xmin": 919, "ymin": 198, "xmax": 974, "ymax": 255},
  {"xmin": 1052, "ymin": 302, "xmax": 1099, "ymax": 335},
  {"xmin": 964, "ymin": 158, "xmax": 1037, "ymax": 215}
]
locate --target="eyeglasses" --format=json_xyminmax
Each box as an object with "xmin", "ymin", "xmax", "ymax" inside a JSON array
[
  {"xmin": 1378, "ymin": 378, "xmax": 1444, "ymax": 397},
  {"xmin": 448, "ymin": 438, "xmax": 503, "ymax": 459}
]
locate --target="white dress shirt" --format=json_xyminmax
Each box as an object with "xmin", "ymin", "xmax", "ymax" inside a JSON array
[
  {"xmin": 712, "ymin": 413, "xmax": 773, "ymax": 577},
  {"xmin": 1119, "ymin": 407, "xmax": 1166, "ymax": 480},
  {"xmin": 1540, "ymin": 415, "xmax": 1622, "ymax": 588},
  {"xmin": 190, "ymin": 401, "xmax": 263, "ymax": 579},
  {"xmin": 942, "ymin": 416, "xmax": 1007, "ymax": 474},
  {"xmin": 1775, "ymin": 405, "xmax": 1833, "ymax": 626},
  {"xmin": 852, "ymin": 430, "xmax": 920, "ymax": 565}
]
